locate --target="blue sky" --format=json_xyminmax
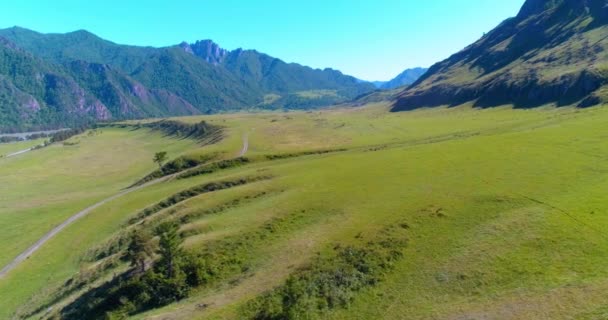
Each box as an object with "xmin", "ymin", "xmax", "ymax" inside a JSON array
[{"xmin": 1, "ymin": 0, "xmax": 525, "ymax": 81}]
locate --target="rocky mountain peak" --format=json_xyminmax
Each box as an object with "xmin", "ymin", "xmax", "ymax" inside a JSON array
[
  {"xmin": 178, "ymin": 41, "xmax": 193, "ymax": 54},
  {"xmin": 180, "ymin": 39, "xmax": 228, "ymax": 64}
]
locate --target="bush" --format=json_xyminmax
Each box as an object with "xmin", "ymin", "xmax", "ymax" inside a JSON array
[
  {"xmin": 242, "ymin": 222, "xmax": 409, "ymax": 319},
  {"xmin": 0, "ymin": 136, "xmax": 23, "ymax": 143},
  {"xmin": 128, "ymin": 176, "xmax": 268, "ymax": 225},
  {"xmin": 130, "ymin": 153, "xmax": 219, "ymax": 187},
  {"xmin": 264, "ymin": 149, "xmax": 346, "ymax": 160},
  {"xmin": 143, "ymin": 120, "xmax": 221, "ymax": 141},
  {"xmin": 176, "ymin": 157, "xmax": 250, "ymax": 180},
  {"xmin": 50, "ymin": 127, "xmax": 88, "ymax": 143}
]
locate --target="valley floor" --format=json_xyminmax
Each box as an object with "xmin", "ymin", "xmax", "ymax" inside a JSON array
[{"xmin": 1, "ymin": 103, "xmax": 608, "ymax": 319}]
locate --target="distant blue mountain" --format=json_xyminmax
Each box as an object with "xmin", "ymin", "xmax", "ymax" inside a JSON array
[{"xmin": 373, "ymin": 67, "xmax": 428, "ymax": 89}]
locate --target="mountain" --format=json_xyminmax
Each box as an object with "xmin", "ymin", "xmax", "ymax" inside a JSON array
[
  {"xmin": 180, "ymin": 41, "xmax": 373, "ymax": 106},
  {"xmin": 0, "ymin": 27, "xmax": 155, "ymax": 74},
  {"xmin": 393, "ymin": 0, "xmax": 608, "ymax": 111},
  {"xmin": 0, "ymin": 37, "xmax": 110, "ymax": 131},
  {"xmin": 374, "ymin": 67, "xmax": 428, "ymax": 89},
  {"xmin": 0, "ymin": 27, "xmax": 374, "ymax": 131},
  {"xmin": 65, "ymin": 60, "xmax": 199, "ymax": 118}
]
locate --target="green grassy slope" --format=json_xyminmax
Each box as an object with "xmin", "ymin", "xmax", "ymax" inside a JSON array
[
  {"xmin": 1, "ymin": 103, "xmax": 608, "ymax": 319},
  {"xmin": 0, "ymin": 128, "xmax": 197, "ymax": 269},
  {"xmin": 0, "ymin": 138, "xmax": 44, "ymax": 157}
]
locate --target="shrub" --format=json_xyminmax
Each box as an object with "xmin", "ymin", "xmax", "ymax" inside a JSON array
[
  {"xmin": 130, "ymin": 153, "xmax": 218, "ymax": 187},
  {"xmin": 242, "ymin": 222, "xmax": 409, "ymax": 319},
  {"xmin": 143, "ymin": 120, "xmax": 221, "ymax": 141},
  {"xmin": 176, "ymin": 157, "xmax": 250, "ymax": 180}
]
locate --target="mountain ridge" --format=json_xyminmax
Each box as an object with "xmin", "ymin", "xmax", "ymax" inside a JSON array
[
  {"xmin": 392, "ymin": 0, "xmax": 608, "ymax": 111},
  {"xmin": 374, "ymin": 67, "xmax": 428, "ymax": 89},
  {"xmin": 0, "ymin": 27, "xmax": 374, "ymax": 131}
]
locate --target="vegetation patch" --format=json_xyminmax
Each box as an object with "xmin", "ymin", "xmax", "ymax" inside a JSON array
[
  {"xmin": 0, "ymin": 136, "xmax": 24, "ymax": 143},
  {"xmin": 130, "ymin": 152, "xmax": 220, "ymax": 187},
  {"xmin": 16, "ymin": 255, "xmax": 123, "ymax": 319},
  {"xmin": 177, "ymin": 190, "xmax": 275, "ymax": 226},
  {"xmin": 143, "ymin": 120, "xmax": 222, "ymax": 142},
  {"xmin": 241, "ymin": 221, "xmax": 410, "ymax": 319},
  {"xmin": 59, "ymin": 209, "xmax": 321, "ymax": 319},
  {"xmin": 82, "ymin": 188, "xmax": 277, "ymax": 266},
  {"xmin": 176, "ymin": 157, "xmax": 250, "ymax": 180},
  {"xmin": 264, "ymin": 148, "xmax": 346, "ymax": 161},
  {"xmin": 82, "ymin": 176, "xmax": 270, "ymax": 264},
  {"xmin": 129, "ymin": 176, "xmax": 270, "ymax": 225},
  {"xmin": 104, "ymin": 119, "xmax": 223, "ymax": 142},
  {"xmin": 48, "ymin": 126, "xmax": 89, "ymax": 143}
]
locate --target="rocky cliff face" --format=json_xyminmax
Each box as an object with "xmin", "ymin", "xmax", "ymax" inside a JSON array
[
  {"xmin": 180, "ymin": 40, "xmax": 228, "ymax": 64},
  {"xmin": 0, "ymin": 37, "xmax": 113, "ymax": 131},
  {"xmin": 392, "ymin": 0, "xmax": 608, "ymax": 111}
]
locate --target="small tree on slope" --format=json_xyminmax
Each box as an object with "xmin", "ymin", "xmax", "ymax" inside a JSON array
[{"xmin": 153, "ymin": 151, "xmax": 168, "ymax": 170}]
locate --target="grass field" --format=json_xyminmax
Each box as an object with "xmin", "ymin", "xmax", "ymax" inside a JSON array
[
  {"xmin": 0, "ymin": 139, "xmax": 45, "ymax": 157},
  {"xmin": 2, "ymin": 103, "xmax": 608, "ymax": 319},
  {"xmin": 0, "ymin": 128, "xmax": 197, "ymax": 269}
]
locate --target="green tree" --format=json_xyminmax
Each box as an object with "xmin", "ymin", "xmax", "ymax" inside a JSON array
[
  {"xmin": 153, "ymin": 151, "xmax": 168, "ymax": 169},
  {"xmin": 125, "ymin": 229, "xmax": 154, "ymax": 274},
  {"xmin": 155, "ymin": 222, "xmax": 183, "ymax": 278}
]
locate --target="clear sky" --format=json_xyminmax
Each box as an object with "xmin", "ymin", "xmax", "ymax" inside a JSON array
[{"xmin": 1, "ymin": 0, "xmax": 525, "ymax": 81}]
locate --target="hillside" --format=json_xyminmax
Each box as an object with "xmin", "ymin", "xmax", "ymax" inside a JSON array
[
  {"xmin": 0, "ymin": 27, "xmax": 374, "ymax": 131},
  {"xmin": 375, "ymin": 67, "xmax": 428, "ymax": 89},
  {"xmin": 2, "ymin": 103, "xmax": 608, "ymax": 319},
  {"xmin": 0, "ymin": 38, "xmax": 109, "ymax": 131},
  {"xmin": 393, "ymin": 0, "xmax": 608, "ymax": 111}
]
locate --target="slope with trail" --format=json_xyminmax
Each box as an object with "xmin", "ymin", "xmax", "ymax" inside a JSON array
[{"xmin": 0, "ymin": 134, "xmax": 249, "ymax": 278}]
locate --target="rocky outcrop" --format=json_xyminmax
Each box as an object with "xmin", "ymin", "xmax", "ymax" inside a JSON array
[{"xmin": 180, "ymin": 40, "xmax": 228, "ymax": 64}]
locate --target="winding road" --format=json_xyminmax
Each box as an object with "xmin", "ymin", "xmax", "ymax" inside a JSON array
[{"xmin": 0, "ymin": 134, "xmax": 249, "ymax": 279}]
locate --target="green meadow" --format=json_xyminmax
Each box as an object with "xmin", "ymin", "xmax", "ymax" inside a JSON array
[
  {"xmin": 0, "ymin": 128, "xmax": 197, "ymax": 268},
  {"xmin": 0, "ymin": 139, "xmax": 45, "ymax": 157},
  {"xmin": 2, "ymin": 103, "xmax": 608, "ymax": 319}
]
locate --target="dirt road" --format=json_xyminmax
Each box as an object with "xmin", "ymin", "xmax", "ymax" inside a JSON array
[{"xmin": 0, "ymin": 134, "xmax": 250, "ymax": 278}]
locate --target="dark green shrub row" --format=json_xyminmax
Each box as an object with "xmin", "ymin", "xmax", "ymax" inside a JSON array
[
  {"xmin": 264, "ymin": 148, "xmax": 346, "ymax": 160},
  {"xmin": 100, "ymin": 119, "xmax": 223, "ymax": 143},
  {"xmin": 242, "ymin": 222, "xmax": 410, "ymax": 319},
  {"xmin": 85, "ymin": 189, "xmax": 273, "ymax": 264},
  {"xmin": 61, "ymin": 209, "xmax": 310, "ymax": 319},
  {"xmin": 49, "ymin": 126, "xmax": 88, "ymax": 143},
  {"xmin": 143, "ymin": 120, "xmax": 221, "ymax": 141},
  {"xmin": 128, "ymin": 176, "xmax": 270, "ymax": 225},
  {"xmin": 178, "ymin": 190, "xmax": 271, "ymax": 225},
  {"xmin": 176, "ymin": 157, "xmax": 250, "ymax": 180},
  {"xmin": 0, "ymin": 136, "xmax": 23, "ymax": 143},
  {"xmin": 83, "ymin": 232, "xmax": 132, "ymax": 262},
  {"xmin": 130, "ymin": 153, "xmax": 219, "ymax": 187}
]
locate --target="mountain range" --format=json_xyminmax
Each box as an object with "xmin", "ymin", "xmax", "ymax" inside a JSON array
[
  {"xmin": 393, "ymin": 0, "xmax": 608, "ymax": 111},
  {"xmin": 0, "ymin": 27, "xmax": 374, "ymax": 132},
  {"xmin": 371, "ymin": 67, "xmax": 428, "ymax": 89}
]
